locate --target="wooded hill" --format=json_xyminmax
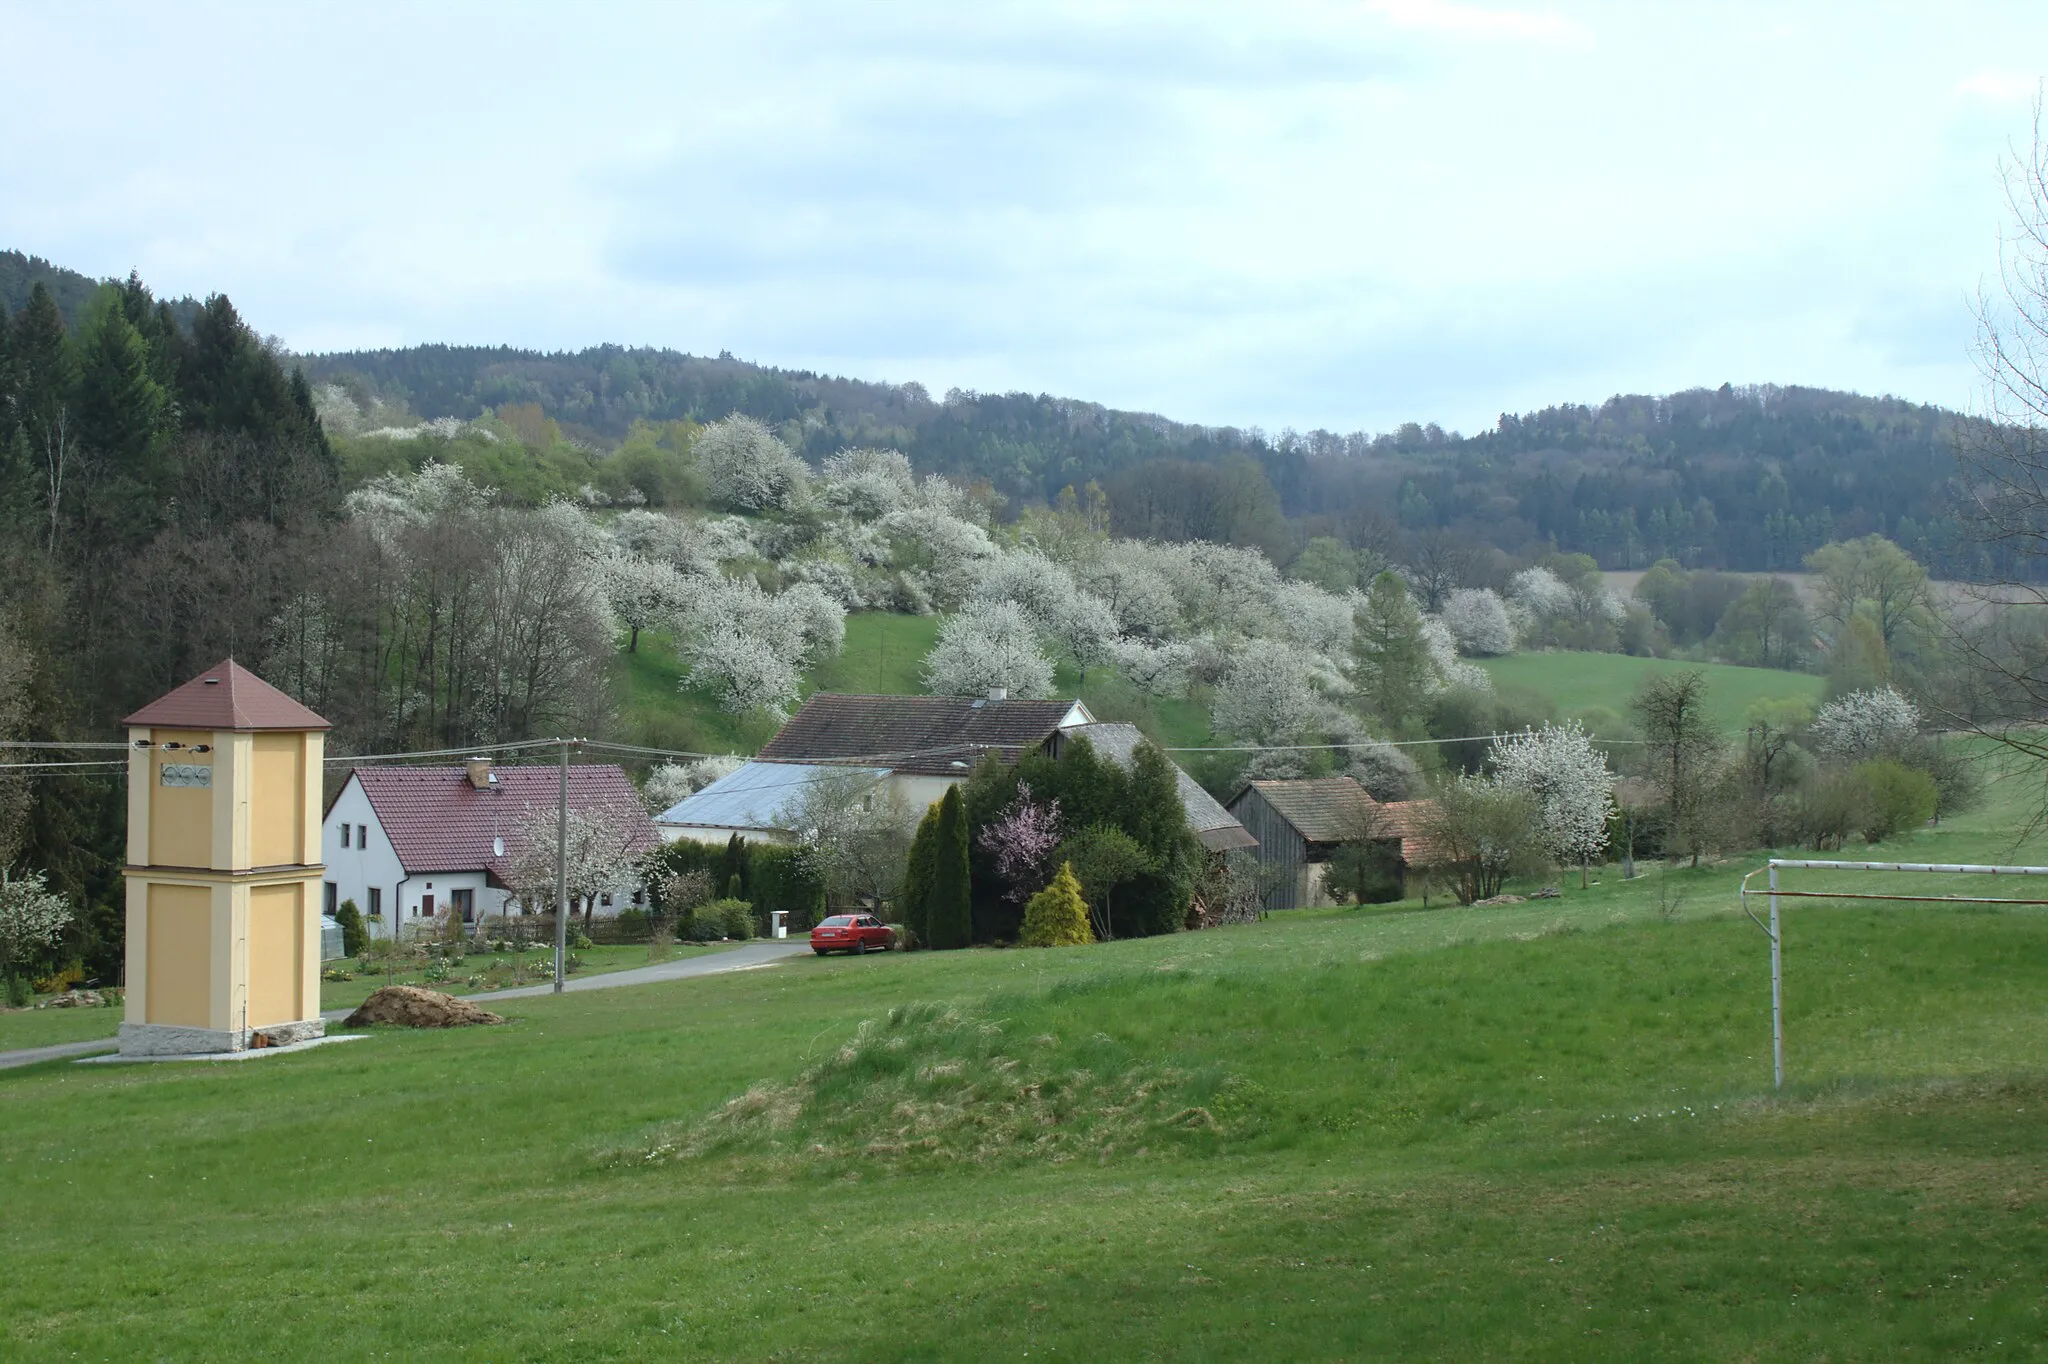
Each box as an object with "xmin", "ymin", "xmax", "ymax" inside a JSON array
[
  {"xmin": 306, "ymin": 354, "xmax": 1984, "ymax": 580},
  {"xmin": 9, "ymin": 250, "xmax": 1989, "ymax": 578}
]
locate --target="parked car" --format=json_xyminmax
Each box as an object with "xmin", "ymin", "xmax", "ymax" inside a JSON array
[{"xmin": 810, "ymin": 914, "xmax": 896, "ymax": 955}]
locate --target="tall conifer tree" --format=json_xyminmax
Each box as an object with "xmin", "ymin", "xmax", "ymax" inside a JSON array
[{"xmin": 928, "ymin": 786, "xmax": 973, "ymax": 949}]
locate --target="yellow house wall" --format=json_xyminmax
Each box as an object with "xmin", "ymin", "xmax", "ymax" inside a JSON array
[
  {"xmin": 246, "ymin": 881, "xmax": 304, "ymax": 1027},
  {"xmin": 144, "ymin": 882, "xmax": 214, "ymax": 1027},
  {"xmin": 146, "ymin": 729, "xmax": 216, "ymax": 869},
  {"xmin": 250, "ymin": 732, "xmax": 305, "ymax": 867}
]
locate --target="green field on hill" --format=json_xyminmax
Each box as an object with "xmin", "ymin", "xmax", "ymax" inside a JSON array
[
  {"xmin": 614, "ymin": 611, "xmax": 1214, "ymax": 759},
  {"xmin": 1479, "ymin": 650, "xmax": 1826, "ymax": 733},
  {"xmin": 5, "ymin": 757, "xmax": 2045, "ymax": 1357}
]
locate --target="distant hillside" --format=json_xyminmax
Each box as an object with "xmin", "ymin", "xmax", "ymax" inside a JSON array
[
  {"xmin": 9, "ymin": 245, "xmax": 1982, "ymax": 577},
  {"xmin": 0, "ymin": 250, "xmax": 200, "ymax": 330},
  {"xmin": 309, "ymin": 341, "xmax": 1983, "ymax": 578}
]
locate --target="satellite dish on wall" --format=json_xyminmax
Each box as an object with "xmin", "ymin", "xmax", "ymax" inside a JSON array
[{"xmin": 493, "ymin": 837, "xmax": 505, "ymax": 857}]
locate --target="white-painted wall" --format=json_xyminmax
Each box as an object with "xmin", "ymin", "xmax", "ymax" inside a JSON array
[{"xmin": 320, "ymin": 776, "xmax": 515, "ymax": 939}]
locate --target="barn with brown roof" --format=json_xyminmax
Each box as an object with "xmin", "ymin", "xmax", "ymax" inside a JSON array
[{"xmin": 1226, "ymin": 776, "xmax": 1438, "ymax": 909}]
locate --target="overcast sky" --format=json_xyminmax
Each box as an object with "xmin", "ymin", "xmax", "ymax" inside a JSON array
[{"xmin": 4, "ymin": 2, "xmax": 2044, "ymax": 434}]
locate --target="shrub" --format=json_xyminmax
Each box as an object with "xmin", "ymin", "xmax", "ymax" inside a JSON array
[
  {"xmin": 570, "ymin": 929, "xmax": 595, "ymax": 951},
  {"xmin": 709, "ymin": 898, "xmax": 755, "ymax": 940},
  {"xmin": 614, "ymin": 906, "xmax": 650, "ymax": 941},
  {"xmin": 335, "ymin": 899, "xmax": 368, "ymax": 957},
  {"xmin": 1021, "ymin": 864, "xmax": 1095, "ymax": 947},
  {"xmin": 1857, "ymin": 758, "xmax": 1937, "ymax": 843}
]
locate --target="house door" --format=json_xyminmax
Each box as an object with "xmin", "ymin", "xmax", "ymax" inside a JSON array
[{"xmin": 453, "ymin": 888, "xmax": 474, "ymax": 923}]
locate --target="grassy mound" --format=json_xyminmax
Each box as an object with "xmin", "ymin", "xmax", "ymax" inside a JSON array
[{"xmin": 628, "ymin": 1001, "xmax": 1238, "ymax": 1172}]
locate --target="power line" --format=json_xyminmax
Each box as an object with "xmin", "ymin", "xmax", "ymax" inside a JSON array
[{"xmin": 1161, "ymin": 733, "xmax": 1647, "ymax": 753}]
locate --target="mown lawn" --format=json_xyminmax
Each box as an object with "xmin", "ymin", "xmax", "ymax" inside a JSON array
[
  {"xmin": 3, "ymin": 781, "xmax": 2046, "ymax": 1358},
  {"xmin": 1479, "ymin": 650, "xmax": 1825, "ymax": 733}
]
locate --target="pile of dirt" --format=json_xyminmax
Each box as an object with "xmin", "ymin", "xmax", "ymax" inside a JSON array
[
  {"xmin": 343, "ymin": 986, "xmax": 505, "ymax": 1029},
  {"xmin": 623, "ymin": 1001, "xmax": 1240, "ymax": 1173}
]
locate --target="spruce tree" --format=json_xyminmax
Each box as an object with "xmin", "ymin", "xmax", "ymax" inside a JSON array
[
  {"xmin": 928, "ymin": 786, "xmax": 973, "ymax": 949},
  {"xmin": 1353, "ymin": 570, "xmax": 1434, "ymax": 733}
]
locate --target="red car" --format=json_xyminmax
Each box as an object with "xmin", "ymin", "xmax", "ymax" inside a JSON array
[{"xmin": 810, "ymin": 914, "xmax": 896, "ymax": 955}]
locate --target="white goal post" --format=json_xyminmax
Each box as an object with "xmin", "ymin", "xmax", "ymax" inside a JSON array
[{"xmin": 1736, "ymin": 859, "xmax": 2048, "ymax": 1089}]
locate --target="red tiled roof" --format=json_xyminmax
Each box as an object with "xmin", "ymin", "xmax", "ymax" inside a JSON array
[
  {"xmin": 758, "ymin": 693, "xmax": 1087, "ymax": 776},
  {"xmin": 1378, "ymin": 800, "xmax": 1445, "ymax": 867},
  {"xmin": 124, "ymin": 659, "xmax": 330, "ymax": 731},
  {"xmin": 346, "ymin": 763, "xmax": 658, "ymax": 881}
]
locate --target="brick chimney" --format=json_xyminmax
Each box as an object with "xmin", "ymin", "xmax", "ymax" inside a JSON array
[{"xmin": 466, "ymin": 757, "xmax": 494, "ymax": 789}]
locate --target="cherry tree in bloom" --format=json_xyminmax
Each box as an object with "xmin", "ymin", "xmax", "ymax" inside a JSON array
[
  {"xmin": 976, "ymin": 782, "xmax": 1065, "ymax": 905},
  {"xmin": 1213, "ymin": 648, "xmax": 1323, "ymax": 748},
  {"xmin": 1108, "ymin": 636, "xmax": 1195, "ymax": 698},
  {"xmin": 923, "ymin": 599, "xmax": 1056, "ymax": 698},
  {"xmin": 1809, "ymin": 686, "xmax": 1921, "ymax": 763},
  {"xmin": 1072, "ymin": 542, "xmax": 1181, "ymax": 640},
  {"xmin": 1487, "ymin": 720, "xmax": 1615, "ymax": 885},
  {"xmin": 1420, "ymin": 615, "xmax": 1492, "ymax": 693},
  {"xmin": 640, "ymin": 756, "xmax": 743, "ymax": 814},
  {"xmin": 820, "ymin": 447, "xmax": 917, "ymax": 519},
  {"xmin": 1439, "ymin": 587, "xmax": 1516, "ymax": 656},
  {"xmin": 696, "ymin": 414, "xmax": 809, "ymax": 512},
  {"xmin": 1272, "ymin": 579, "xmax": 1354, "ymax": 657},
  {"xmin": 0, "ymin": 868, "xmax": 71, "ymax": 984},
  {"xmin": 678, "ymin": 576, "xmax": 845, "ymax": 717},
  {"xmin": 602, "ymin": 555, "xmax": 693, "ymax": 653}
]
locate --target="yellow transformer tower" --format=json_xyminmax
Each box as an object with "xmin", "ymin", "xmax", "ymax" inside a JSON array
[{"xmin": 119, "ymin": 660, "xmax": 331, "ymax": 1056}]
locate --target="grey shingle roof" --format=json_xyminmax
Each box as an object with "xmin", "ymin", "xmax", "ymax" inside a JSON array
[
  {"xmin": 758, "ymin": 693, "xmax": 1089, "ymax": 776},
  {"xmin": 1061, "ymin": 723, "xmax": 1258, "ymax": 852}
]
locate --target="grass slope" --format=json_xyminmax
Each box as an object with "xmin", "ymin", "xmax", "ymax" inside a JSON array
[
  {"xmin": 1479, "ymin": 650, "xmax": 1825, "ymax": 733},
  {"xmin": 4, "ymin": 782, "xmax": 2046, "ymax": 1357},
  {"xmin": 616, "ymin": 610, "xmax": 1218, "ymax": 757}
]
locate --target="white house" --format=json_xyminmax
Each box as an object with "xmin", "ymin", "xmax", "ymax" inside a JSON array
[{"xmin": 321, "ymin": 757, "xmax": 659, "ymax": 938}]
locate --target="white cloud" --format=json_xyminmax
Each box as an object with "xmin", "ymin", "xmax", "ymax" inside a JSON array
[
  {"xmin": 1364, "ymin": 0, "xmax": 1586, "ymax": 45},
  {"xmin": 1958, "ymin": 69, "xmax": 2039, "ymax": 104}
]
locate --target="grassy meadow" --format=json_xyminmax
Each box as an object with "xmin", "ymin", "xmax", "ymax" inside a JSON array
[
  {"xmin": 5, "ymin": 758, "xmax": 2047, "ymax": 1358},
  {"xmin": 1479, "ymin": 650, "xmax": 1826, "ymax": 733}
]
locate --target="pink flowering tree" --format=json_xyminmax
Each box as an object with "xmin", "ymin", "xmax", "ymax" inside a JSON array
[{"xmin": 975, "ymin": 783, "xmax": 1064, "ymax": 905}]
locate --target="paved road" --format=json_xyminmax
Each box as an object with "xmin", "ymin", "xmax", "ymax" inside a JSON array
[
  {"xmin": 0, "ymin": 939, "xmax": 814, "ymax": 1070},
  {"xmin": 330, "ymin": 938, "xmax": 815, "ymax": 1012}
]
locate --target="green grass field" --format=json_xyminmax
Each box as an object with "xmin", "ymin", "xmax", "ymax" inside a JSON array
[
  {"xmin": 1479, "ymin": 650, "xmax": 1826, "ymax": 733},
  {"xmin": 5, "ymin": 760, "xmax": 2046, "ymax": 1357}
]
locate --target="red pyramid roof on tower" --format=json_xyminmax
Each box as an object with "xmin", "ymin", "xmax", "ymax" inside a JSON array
[{"xmin": 122, "ymin": 659, "xmax": 331, "ymax": 731}]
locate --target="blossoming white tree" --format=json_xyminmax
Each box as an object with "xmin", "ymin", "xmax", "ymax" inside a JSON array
[
  {"xmin": 603, "ymin": 555, "xmax": 693, "ymax": 653},
  {"xmin": 1487, "ymin": 721, "xmax": 1615, "ymax": 886},
  {"xmin": 695, "ymin": 414, "xmax": 808, "ymax": 512},
  {"xmin": 1213, "ymin": 648, "xmax": 1323, "ymax": 749},
  {"xmin": 819, "ymin": 447, "xmax": 917, "ymax": 519},
  {"xmin": 0, "ymin": 868, "xmax": 71, "ymax": 989},
  {"xmin": 640, "ymin": 756, "xmax": 743, "ymax": 814},
  {"xmin": 1808, "ymin": 686, "xmax": 1921, "ymax": 763},
  {"xmin": 677, "ymin": 576, "xmax": 845, "ymax": 717},
  {"xmin": 1439, "ymin": 587, "xmax": 1516, "ymax": 656},
  {"xmin": 922, "ymin": 599, "xmax": 1056, "ymax": 698}
]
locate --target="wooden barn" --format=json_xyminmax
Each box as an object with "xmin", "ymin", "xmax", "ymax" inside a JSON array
[{"xmin": 1226, "ymin": 777, "xmax": 1438, "ymax": 909}]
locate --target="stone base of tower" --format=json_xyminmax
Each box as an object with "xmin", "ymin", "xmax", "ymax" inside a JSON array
[{"xmin": 118, "ymin": 1017, "xmax": 327, "ymax": 1057}]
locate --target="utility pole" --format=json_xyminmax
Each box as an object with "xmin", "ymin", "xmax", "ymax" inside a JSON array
[{"xmin": 554, "ymin": 737, "xmax": 572, "ymax": 994}]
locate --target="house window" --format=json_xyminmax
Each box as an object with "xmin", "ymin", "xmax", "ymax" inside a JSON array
[
  {"xmin": 600, "ymin": 892, "xmax": 613, "ymax": 907},
  {"xmin": 324, "ymin": 881, "xmax": 338, "ymax": 915},
  {"xmin": 421, "ymin": 893, "xmax": 435, "ymax": 919},
  {"xmin": 340, "ymin": 825, "xmax": 350, "ymax": 849},
  {"xmin": 357, "ymin": 824, "xmax": 367, "ymax": 848},
  {"xmin": 452, "ymin": 888, "xmax": 475, "ymax": 922},
  {"xmin": 632, "ymin": 888, "xmax": 645, "ymax": 906},
  {"xmin": 368, "ymin": 887, "xmax": 382, "ymax": 917}
]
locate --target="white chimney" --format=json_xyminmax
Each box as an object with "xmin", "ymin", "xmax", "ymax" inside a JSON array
[
  {"xmin": 466, "ymin": 757, "xmax": 494, "ymax": 789},
  {"xmin": 986, "ymin": 686, "xmax": 1007, "ymax": 702}
]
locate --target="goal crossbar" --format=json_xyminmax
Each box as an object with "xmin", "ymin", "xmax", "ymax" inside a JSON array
[{"xmin": 1735, "ymin": 857, "xmax": 2048, "ymax": 1089}]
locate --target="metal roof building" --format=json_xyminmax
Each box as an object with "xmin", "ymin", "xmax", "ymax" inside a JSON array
[{"xmin": 653, "ymin": 761, "xmax": 892, "ymax": 845}]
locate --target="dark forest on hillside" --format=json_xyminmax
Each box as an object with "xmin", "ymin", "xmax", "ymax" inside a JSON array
[{"xmin": 306, "ymin": 345, "xmax": 1988, "ymax": 579}]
